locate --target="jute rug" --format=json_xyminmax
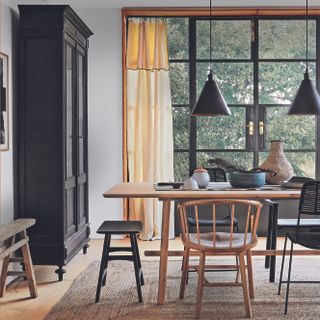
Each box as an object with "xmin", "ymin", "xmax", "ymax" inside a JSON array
[{"xmin": 45, "ymin": 257, "xmax": 320, "ymax": 320}]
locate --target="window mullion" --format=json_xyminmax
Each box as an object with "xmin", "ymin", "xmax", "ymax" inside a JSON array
[{"xmin": 189, "ymin": 18, "xmax": 197, "ymax": 172}]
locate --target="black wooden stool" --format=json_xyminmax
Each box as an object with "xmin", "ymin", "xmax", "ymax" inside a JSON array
[{"xmin": 95, "ymin": 220, "xmax": 144, "ymax": 303}]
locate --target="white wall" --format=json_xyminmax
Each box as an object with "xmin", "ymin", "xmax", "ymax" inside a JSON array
[
  {"xmin": 77, "ymin": 8, "xmax": 123, "ymax": 237},
  {"xmin": 0, "ymin": 4, "xmax": 123, "ymax": 238},
  {"xmin": 0, "ymin": 0, "xmax": 18, "ymax": 226}
]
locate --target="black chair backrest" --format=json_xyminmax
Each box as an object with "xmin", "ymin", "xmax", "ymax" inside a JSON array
[
  {"xmin": 204, "ymin": 167, "xmax": 227, "ymax": 182},
  {"xmin": 299, "ymin": 181, "xmax": 320, "ymax": 216}
]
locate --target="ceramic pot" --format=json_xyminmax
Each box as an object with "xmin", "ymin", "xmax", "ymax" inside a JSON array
[
  {"xmin": 229, "ymin": 172, "xmax": 266, "ymax": 188},
  {"xmin": 183, "ymin": 178, "xmax": 199, "ymax": 190},
  {"xmin": 192, "ymin": 168, "xmax": 210, "ymax": 188},
  {"xmin": 260, "ymin": 140, "xmax": 294, "ymax": 184}
]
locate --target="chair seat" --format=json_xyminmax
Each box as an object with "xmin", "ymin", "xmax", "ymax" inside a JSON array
[
  {"xmin": 189, "ymin": 232, "xmax": 253, "ymax": 249},
  {"xmin": 278, "ymin": 218, "xmax": 320, "ymax": 228},
  {"xmin": 97, "ymin": 221, "xmax": 143, "ymax": 234},
  {"xmin": 188, "ymin": 216, "xmax": 239, "ymax": 227},
  {"xmin": 287, "ymin": 231, "xmax": 320, "ymax": 250}
]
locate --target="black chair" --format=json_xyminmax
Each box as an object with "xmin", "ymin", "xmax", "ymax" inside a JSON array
[
  {"xmin": 278, "ymin": 181, "xmax": 320, "ymax": 315},
  {"xmin": 95, "ymin": 220, "xmax": 144, "ymax": 303},
  {"xmin": 188, "ymin": 167, "xmax": 239, "ymax": 232}
]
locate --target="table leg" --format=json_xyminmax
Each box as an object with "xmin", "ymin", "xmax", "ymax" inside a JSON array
[
  {"xmin": 269, "ymin": 202, "xmax": 279, "ymax": 283},
  {"xmin": 265, "ymin": 203, "xmax": 273, "ymax": 268},
  {"xmin": 157, "ymin": 200, "xmax": 171, "ymax": 305}
]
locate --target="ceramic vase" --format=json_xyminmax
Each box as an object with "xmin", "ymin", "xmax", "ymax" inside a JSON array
[{"xmin": 260, "ymin": 140, "xmax": 294, "ymax": 184}]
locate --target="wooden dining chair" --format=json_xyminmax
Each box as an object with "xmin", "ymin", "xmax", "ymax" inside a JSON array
[{"xmin": 178, "ymin": 199, "xmax": 263, "ymax": 319}]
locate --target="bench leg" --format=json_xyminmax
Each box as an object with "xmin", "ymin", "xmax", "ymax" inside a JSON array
[
  {"xmin": 0, "ymin": 254, "xmax": 11, "ymax": 297},
  {"xmin": 20, "ymin": 230, "xmax": 38, "ymax": 298}
]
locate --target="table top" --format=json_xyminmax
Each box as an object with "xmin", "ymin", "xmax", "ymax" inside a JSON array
[{"xmin": 103, "ymin": 182, "xmax": 301, "ymax": 200}]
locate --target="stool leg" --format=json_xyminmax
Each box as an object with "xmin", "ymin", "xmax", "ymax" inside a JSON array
[
  {"xmin": 0, "ymin": 254, "xmax": 11, "ymax": 297},
  {"xmin": 95, "ymin": 234, "xmax": 110, "ymax": 303},
  {"xmin": 102, "ymin": 235, "xmax": 111, "ymax": 286},
  {"xmin": 130, "ymin": 234, "xmax": 143, "ymax": 303},
  {"xmin": 132, "ymin": 233, "xmax": 144, "ymax": 286}
]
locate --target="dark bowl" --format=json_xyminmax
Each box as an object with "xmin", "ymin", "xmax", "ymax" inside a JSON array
[{"xmin": 229, "ymin": 172, "xmax": 266, "ymax": 188}]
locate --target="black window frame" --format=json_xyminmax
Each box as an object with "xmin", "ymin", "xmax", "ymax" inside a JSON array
[{"xmin": 169, "ymin": 15, "xmax": 320, "ymax": 180}]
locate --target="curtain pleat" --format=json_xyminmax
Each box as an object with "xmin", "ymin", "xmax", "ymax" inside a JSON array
[{"xmin": 126, "ymin": 19, "xmax": 174, "ymax": 240}]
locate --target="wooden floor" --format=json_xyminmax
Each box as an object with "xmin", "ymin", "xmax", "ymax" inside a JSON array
[{"xmin": 0, "ymin": 237, "xmax": 287, "ymax": 320}]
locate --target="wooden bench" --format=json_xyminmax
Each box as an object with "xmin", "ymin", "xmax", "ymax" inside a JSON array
[{"xmin": 0, "ymin": 218, "xmax": 38, "ymax": 298}]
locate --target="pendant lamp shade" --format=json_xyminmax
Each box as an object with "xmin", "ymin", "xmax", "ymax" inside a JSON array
[
  {"xmin": 288, "ymin": 71, "xmax": 320, "ymax": 115},
  {"xmin": 192, "ymin": 70, "xmax": 231, "ymax": 116},
  {"xmin": 191, "ymin": 0, "xmax": 230, "ymax": 117},
  {"xmin": 287, "ymin": 0, "xmax": 320, "ymax": 115}
]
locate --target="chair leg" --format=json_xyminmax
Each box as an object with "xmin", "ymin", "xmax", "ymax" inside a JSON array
[
  {"xmin": 284, "ymin": 241, "xmax": 294, "ymax": 315},
  {"xmin": 179, "ymin": 247, "xmax": 190, "ymax": 299},
  {"xmin": 95, "ymin": 234, "xmax": 110, "ymax": 303},
  {"xmin": 133, "ymin": 233, "xmax": 144, "ymax": 286},
  {"xmin": 239, "ymin": 252, "xmax": 252, "ymax": 318},
  {"xmin": 195, "ymin": 252, "xmax": 206, "ymax": 319},
  {"xmin": 246, "ymin": 250, "xmax": 254, "ymax": 299},
  {"xmin": 102, "ymin": 235, "xmax": 111, "ymax": 286},
  {"xmin": 278, "ymin": 235, "xmax": 288, "ymax": 295},
  {"xmin": 130, "ymin": 234, "xmax": 143, "ymax": 303},
  {"xmin": 235, "ymin": 224, "xmax": 240, "ymax": 283}
]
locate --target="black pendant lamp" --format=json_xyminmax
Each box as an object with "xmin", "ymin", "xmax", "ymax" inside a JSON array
[
  {"xmin": 191, "ymin": 0, "xmax": 231, "ymax": 116},
  {"xmin": 288, "ymin": 0, "xmax": 320, "ymax": 115}
]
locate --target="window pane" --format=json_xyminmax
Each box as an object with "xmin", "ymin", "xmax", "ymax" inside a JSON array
[
  {"xmin": 259, "ymin": 20, "xmax": 316, "ymax": 59},
  {"xmin": 266, "ymin": 106, "xmax": 315, "ymax": 149},
  {"xmin": 174, "ymin": 152, "xmax": 189, "ymax": 181},
  {"xmin": 197, "ymin": 63, "xmax": 253, "ymax": 104},
  {"xmin": 259, "ymin": 62, "xmax": 315, "ymax": 104},
  {"xmin": 259, "ymin": 152, "xmax": 315, "ymax": 178},
  {"xmin": 173, "ymin": 107, "xmax": 189, "ymax": 149},
  {"xmin": 166, "ymin": 18, "xmax": 189, "ymax": 60},
  {"xmin": 197, "ymin": 20, "xmax": 251, "ymax": 59},
  {"xmin": 197, "ymin": 152, "xmax": 254, "ymax": 172},
  {"xmin": 197, "ymin": 107, "xmax": 246, "ymax": 149},
  {"xmin": 170, "ymin": 62, "xmax": 189, "ymax": 104}
]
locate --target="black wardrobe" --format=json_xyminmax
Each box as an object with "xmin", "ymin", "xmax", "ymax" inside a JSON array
[{"xmin": 17, "ymin": 5, "xmax": 93, "ymax": 280}]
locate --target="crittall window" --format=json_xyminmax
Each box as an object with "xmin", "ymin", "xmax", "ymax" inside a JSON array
[{"xmin": 166, "ymin": 17, "xmax": 319, "ymax": 181}]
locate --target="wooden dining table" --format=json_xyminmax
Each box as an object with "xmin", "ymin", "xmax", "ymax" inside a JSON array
[{"xmin": 103, "ymin": 182, "xmax": 301, "ymax": 304}]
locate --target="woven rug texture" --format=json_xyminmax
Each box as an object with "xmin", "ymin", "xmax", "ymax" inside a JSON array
[{"xmin": 44, "ymin": 257, "xmax": 320, "ymax": 320}]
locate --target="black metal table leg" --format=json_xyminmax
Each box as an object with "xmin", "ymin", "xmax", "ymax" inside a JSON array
[
  {"xmin": 270, "ymin": 202, "xmax": 279, "ymax": 282},
  {"xmin": 265, "ymin": 202, "xmax": 274, "ymax": 268}
]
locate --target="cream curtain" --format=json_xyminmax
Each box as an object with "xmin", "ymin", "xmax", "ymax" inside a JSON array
[{"xmin": 126, "ymin": 19, "xmax": 174, "ymax": 240}]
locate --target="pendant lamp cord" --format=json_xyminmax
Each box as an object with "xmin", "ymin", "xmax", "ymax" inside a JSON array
[
  {"xmin": 306, "ymin": 0, "xmax": 309, "ymax": 72},
  {"xmin": 209, "ymin": 0, "xmax": 212, "ymax": 63}
]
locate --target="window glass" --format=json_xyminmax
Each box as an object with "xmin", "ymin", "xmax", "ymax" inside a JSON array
[
  {"xmin": 197, "ymin": 20, "xmax": 251, "ymax": 59},
  {"xmin": 166, "ymin": 18, "xmax": 189, "ymax": 60},
  {"xmin": 259, "ymin": 20, "xmax": 316, "ymax": 59},
  {"xmin": 265, "ymin": 106, "xmax": 315, "ymax": 149},
  {"xmin": 259, "ymin": 62, "xmax": 316, "ymax": 104},
  {"xmin": 173, "ymin": 107, "xmax": 189, "ymax": 149},
  {"xmin": 197, "ymin": 107, "xmax": 247, "ymax": 149},
  {"xmin": 174, "ymin": 152, "xmax": 189, "ymax": 181},
  {"xmin": 170, "ymin": 62, "xmax": 189, "ymax": 104}
]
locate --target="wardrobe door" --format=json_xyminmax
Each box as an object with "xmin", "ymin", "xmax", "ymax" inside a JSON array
[
  {"xmin": 76, "ymin": 45, "xmax": 88, "ymax": 229},
  {"xmin": 64, "ymin": 36, "xmax": 77, "ymax": 238}
]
